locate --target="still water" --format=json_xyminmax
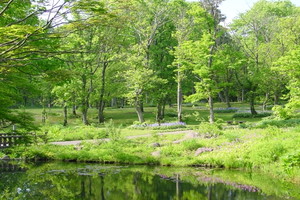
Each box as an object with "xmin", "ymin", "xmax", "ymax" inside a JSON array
[{"xmin": 0, "ymin": 161, "xmax": 299, "ymax": 200}]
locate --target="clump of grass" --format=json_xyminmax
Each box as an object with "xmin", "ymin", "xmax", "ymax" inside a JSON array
[
  {"xmin": 105, "ymin": 120, "xmax": 122, "ymax": 141},
  {"xmin": 282, "ymin": 150, "xmax": 300, "ymax": 172},
  {"xmin": 197, "ymin": 122, "xmax": 223, "ymax": 138},
  {"xmin": 181, "ymin": 139, "xmax": 204, "ymax": 151}
]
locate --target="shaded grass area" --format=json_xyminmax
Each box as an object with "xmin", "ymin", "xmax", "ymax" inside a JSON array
[
  {"xmin": 37, "ymin": 125, "xmax": 157, "ymax": 142},
  {"xmin": 6, "ymin": 126, "xmax": 300, "ymax": 184},
  {"xmin": 24, "ymin": 102, "xmax": 266, "ymax": 127},
  {"xmin": 20, "ymin": 102, "xmax": 266, "ymax": 143}
]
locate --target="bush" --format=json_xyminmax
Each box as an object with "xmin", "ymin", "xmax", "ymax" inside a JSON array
[
  {"xmin": 224, "ymin": 131, "xmax": 241, "ymax": 142},
  {"xmin": 105, "ymin": 120, "xmax": 122, "ymax": 141},
  {"xmin": 232, "ymin": 112, "xmax": 272, "ymax": 118},
  {"xmin": 197, "ymin": 122, "xmax": 223, "ymax": 138},
  {"xmin": 181, "ymin": 139, "xmax": 203, "ymax": 151},
  {"xmin": 282, "ymin": 150, "xmax": 300, "ymax": 170},
  {"xmin": 272, "ymin": 105, "xmax": 293, "ymax": 120}
]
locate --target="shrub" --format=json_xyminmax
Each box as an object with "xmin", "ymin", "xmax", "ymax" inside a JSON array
[
  {"xmin": 282, "ymin": 150, "xmax": 300, "ymax": 170},
  {"xmin": 181, "ymin": 139, "xmax": 203, "ymax": 151},
  {"xmin": 272, "ymin": 105, "xmax": 293, "ymax": 120},
  {"xmin": 224, "ymin": 131, "xmax": 241, "ymax": 142},
  {"xmin": 105, "ymin": 120, "xmax": 122, "ymax": 141},
  {"xmin": 197, "ymin": 122, "xmax": 223, "ymax": 137}
]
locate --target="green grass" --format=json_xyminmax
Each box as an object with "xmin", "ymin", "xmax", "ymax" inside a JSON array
[
  {"xmin": 6, "ymin": 125, "xmax": 300, "ymax": 184},
  {"xmin": 23, "ymin": 102, "xmax": 267, "ymax": 127},
  {"xmin": 16, "ymin": 103, "xmax": 271, "ymax": 142},
  {"xmin": 4, "ymin": 102, "xmax": 300, "ymax": 187}
]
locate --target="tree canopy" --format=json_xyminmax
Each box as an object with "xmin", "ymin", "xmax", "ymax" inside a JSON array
[{"xmin": 1, "ymin": 0, "xmax": 300, "ymax": 129}]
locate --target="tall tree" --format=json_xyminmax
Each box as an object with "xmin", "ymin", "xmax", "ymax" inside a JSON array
[
  {"xmin": 230, "ymin": 0, "xmax": 296, "ymax": 114},
  {"xmin": 123, "ymin": 0, "xmax": 171, "ymax": 123},
  {"xmin": 172, "ymin": 0, "xmax": 225, "ymax": 123},
  {"xmin": 170, "ymin": 0, "xmax": 195, "ymax": 122}
]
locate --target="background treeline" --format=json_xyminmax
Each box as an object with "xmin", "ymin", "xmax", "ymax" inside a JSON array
[{"xmin": 1, "ymin": 0, "xmax": 300, "ymax": 129}]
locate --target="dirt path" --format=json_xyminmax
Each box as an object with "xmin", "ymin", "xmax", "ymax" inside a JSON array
[{"xmin": 50, "ymin": 130, "xmax": 197, "ymax": 146}]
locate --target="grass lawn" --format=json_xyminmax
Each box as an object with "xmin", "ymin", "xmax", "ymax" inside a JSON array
[
  {"xmin": 4, "ymin": 102, "xmax": 300, "ymax": 189},
  {"xmin": 24, "ymin": 102, "xmax": 267, "ymax": 127},
  {"xmin": 16, "ymin": 102, "xmax": 272, "ymax": 142}
]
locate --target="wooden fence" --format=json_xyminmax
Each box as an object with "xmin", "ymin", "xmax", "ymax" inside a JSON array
[{"xmin": 0, "ymin": 133, "xmax": 24, "ymax": 149}]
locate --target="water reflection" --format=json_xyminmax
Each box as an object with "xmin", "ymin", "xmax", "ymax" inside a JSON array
[{"xmin": 0, "ymin": 161, "xmax": 298, "ymax": 200}]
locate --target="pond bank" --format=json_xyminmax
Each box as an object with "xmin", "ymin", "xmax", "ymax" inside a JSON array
[{"xmin": 3, "ymin": 126, "xmax": 300, "ymax": 185}]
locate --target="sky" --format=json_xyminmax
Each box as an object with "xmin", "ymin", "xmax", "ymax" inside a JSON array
[{"xmin": 219, "ymin": 0, "xmax": 300, "ymax": 25}]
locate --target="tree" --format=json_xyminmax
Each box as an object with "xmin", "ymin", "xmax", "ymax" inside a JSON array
[
  {"xmin": 230, "ymin": 0, "xmax": 297, "ymax": 114},
  {"xmin": 122, "ymin": 0, "xmax": 171, "ymax": 123},
  {"xmin": 170, "ymin": 0, "xmax": 196, "ymax": 122},
  {"xmin": 58, "ymin": 1, "xmax": 110, "ymax": 125},
  {"xmin": 0, "ymin": 0, "xmax": 68, "ymax": 130},
  {"xmin": 172, "ymin": 0, "xmax": 225, "ymax": 123}
]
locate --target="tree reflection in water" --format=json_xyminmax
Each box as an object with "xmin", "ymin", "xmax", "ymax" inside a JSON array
[{"xmin": 0, "ymin": 161, "xmax": 299, "ymax": 200}]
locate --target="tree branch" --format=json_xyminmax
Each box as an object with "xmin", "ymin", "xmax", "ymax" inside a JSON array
[{"xmin": 0, "ymin": 0, "xmax": 14, "ymax": 17}]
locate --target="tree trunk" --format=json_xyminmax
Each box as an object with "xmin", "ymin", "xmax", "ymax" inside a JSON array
[
  {"xmin": 82, "ymin": 108, "xmax": 89, "ymax": 125},
  {"xmin": 111, "ymin": 98, "xmax": 116, "ymax": 107},
  {"xmin": 98, "ymin": 63, "xmax": 107, "ymax": 123},
  {"xmin": 162, "ymin": 100, "xmax": 166, "ymax": 119},
  {"xmin": 156, "ymin": 102, "xmax": 162, "ymax": 124},
  {"xmin": 241, "ymin": 88, "xmax": 245, "ymax": 102},
  {"xmin": 208, "ymin": 95, "xmax": 214, "ymax": 123},
  {"xmin": 136, "ymin": 105, "xmax": 144, "ymax": 123},
  {"xmin": 177, "ymin": 69, "xmax": 183, "ymax": 122},
  {"xmin": 140, "ymin": 100, "xmax": 144, "ymax": 113},
  {"xmin": 81, "ymin": 75, "xmax": 90, "ymax": 125},
  {"xmin": 218, "ymin": 91, "xmax": 225, "ymax": 102},
  {"xmin": 135, "ymin": 96, "xmax": 144, "ymax": 123},
  {"xmin": 262, "ymin": 92, "xmax": 269, "ymax": 111},
  {"xmin": 41, "ymin": 98, "xmax": 47, "ymax": 124},
  {"xmin": 224, "ymin": 87, "xmax": 231, "ymax": 108},
  {"xmin": 249, "ymin": 93, "xmax": 257, "ymax": 115},
  {"xmin": 98, "ymin": 102, "xmax": 105, "ymax": 123},
  {"xmin": 156, "ymin": 99, "xmax": 166, "ymax": 124},
  {"xmin": 23, "ymin": 96, "xmax": 28, "ymax": 107},
  {"xmin": 72, "ymin": 104, "xmax": 77, "ymax": 116},
  {"xmin": 63, "ymin": 103, "xmax": 68, "ymax": 126},
  {"xmin": 121, "ymin": 98, "xmax": 125, "ymax": 108},
  {"xmin": 42, "ymin": 107, "xmax": 47, "ymax": 124}
]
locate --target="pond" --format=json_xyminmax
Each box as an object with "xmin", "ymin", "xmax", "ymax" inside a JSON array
[{"xmin": 0, "ymin": 161, "xmax": 299, "ymax": 200}]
